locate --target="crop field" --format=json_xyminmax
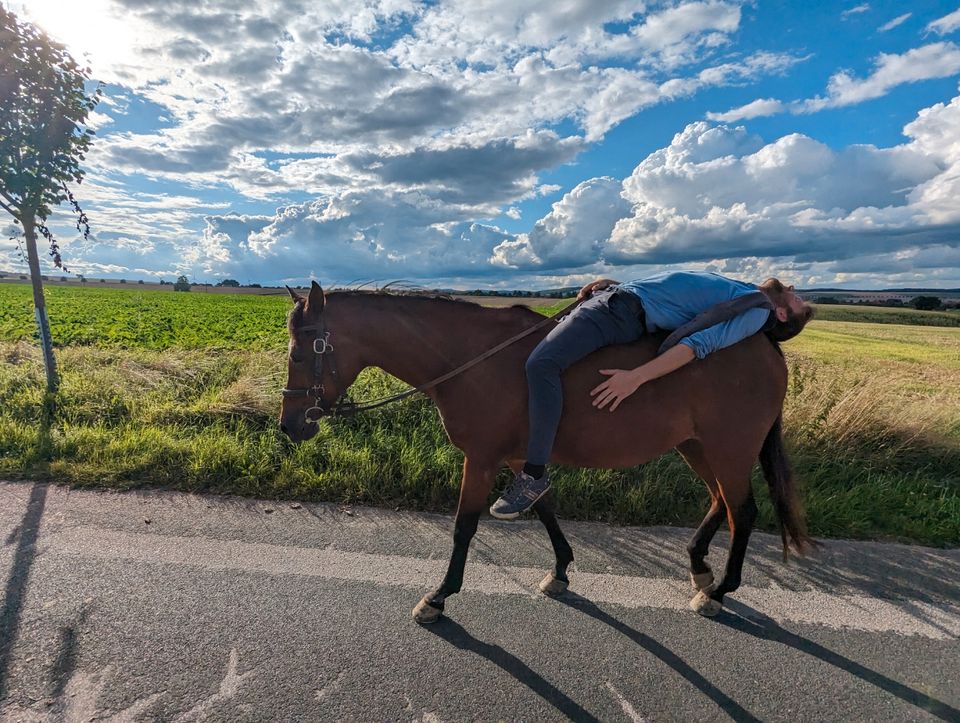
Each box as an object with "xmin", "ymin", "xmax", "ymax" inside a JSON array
[{"xmin": 1, "ymin": 283, "xmax": 958, "ymax": 545}]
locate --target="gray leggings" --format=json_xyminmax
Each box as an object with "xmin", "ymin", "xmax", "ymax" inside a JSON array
[{"xmin": 525, "ymin": 289, "xmax": 646, "ymax": 465}]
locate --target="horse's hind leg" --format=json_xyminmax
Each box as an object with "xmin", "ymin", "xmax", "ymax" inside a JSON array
[
  {"xmin": 508, "ymin": 460, "xmax": 574, "ymax": 596},
  {"xmin": 412, "ymin": 455, "xmax": 497, "ymax": 624},
  {"xmin": 677, "ymin": 440, "xmax": 726, "ymax": 593},
  {"xmin": 690, "ymin": 462, "xmax": 758, "ymax": 618}
]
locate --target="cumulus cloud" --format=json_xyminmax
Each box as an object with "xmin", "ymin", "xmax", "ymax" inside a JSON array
[
  {"xmin": 706, "ymin": 98, "xmax": 785, "ymax": 122},
  {"xmin": 486, "ymin": 92, "xmax": 960, "ymax": 274},
  {"xmin": 927, "ymin": 8, "xmax": 960, "ymax": 36},
  {"xmin": 340, "ymin": 132, "xmax": 583, "ymax": 205},
  {"xmin": 109, "ymin": 90, "xmax": 960, "ymax": 285},
  {"xmin": 605, "ymin": 117, "xmax": 950, "ymax": 263},
  {"xmin": 801, "ymin": 42, "xmax": 960, "ymax": 111},
  {"xmin": 491, "ymin": 177, "xmax": 632, "ymax": 268},
  {"xmin": 70, "ymin": 0, "xmax": 803, "ymax": 195},
  {"xmin": 18, "ymin": 0, "xmax": 960, "ymax": 287},
  {"xmin": 195, "ymin": 191, "xmax": 516, "ymax": 283}
]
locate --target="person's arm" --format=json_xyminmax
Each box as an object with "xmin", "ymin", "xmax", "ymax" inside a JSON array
[
  {"xmin": 590, "ymin": 344, "xmax": 695, "ymax": 411},
  {"xmin": 576, "ymin": 278, "xmax": 620, "ymax": 301},
  {"xmin": 676, "ymin": 307, "xmax": 770, "ymax": 359},
  {"xmin": 590, "ymin": 307, "xmax": 770, "ymax": 411}
]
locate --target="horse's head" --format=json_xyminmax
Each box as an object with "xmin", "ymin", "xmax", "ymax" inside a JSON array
[{"xmin": 280, "ymin": 281, "xmax": 359, "ymax": 442}]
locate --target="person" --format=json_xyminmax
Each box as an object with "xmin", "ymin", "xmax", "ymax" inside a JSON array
[{"xmin": 489, "ymin": 270, "xmax": 814, "ymax": 520}]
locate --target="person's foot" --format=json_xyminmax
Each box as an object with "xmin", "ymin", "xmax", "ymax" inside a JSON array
[{"xmin": 489, "ymin": 471, "xmax": 551, "ymax": 520}]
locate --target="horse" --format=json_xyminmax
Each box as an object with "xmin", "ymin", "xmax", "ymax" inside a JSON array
[{"xmin": 280, "ymin": 281, "xmax": 813, "ymax": 623}]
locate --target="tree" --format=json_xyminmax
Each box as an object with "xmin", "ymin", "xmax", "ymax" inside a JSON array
[
  {"xmin": 911, "ymin": 296, "xmax": 942, "ymax": 311},
  {"xmin": 174, "ymin": 275, "xmax": 191, "ymax": 292},
  {"xmin": 217, "ymin": 278, "xmax": 240, "ymax": 287},
  {"xmin": 0, "ymin": 5, "xmax": 101, "ymax": 392}
]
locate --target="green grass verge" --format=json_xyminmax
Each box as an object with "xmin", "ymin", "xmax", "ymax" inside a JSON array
[{"xmin": 0, "ymin": 285, "xmax": 958, "ymax": 545}]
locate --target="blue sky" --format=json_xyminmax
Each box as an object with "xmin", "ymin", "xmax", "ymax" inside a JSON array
[{"xmin": 5, "ymin": 0, "xmax": 960, "ymax": 289}]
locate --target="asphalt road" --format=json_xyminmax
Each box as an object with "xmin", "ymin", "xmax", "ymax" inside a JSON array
[{"xmin": 0, "ymin": 481, "xmax": 957, "ymax": 722}]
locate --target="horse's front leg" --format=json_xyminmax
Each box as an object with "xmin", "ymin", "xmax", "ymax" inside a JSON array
[
  {"xmin": 500, "ymin": 459, "xmax": 575, "ymax": 596},
  {"xmin": 533, "ymin": 490, "xmax": 574, "ymax": 596},
  {"xmin": 412, "ymin": 455, "xmax": 497, "ymax": 624}
]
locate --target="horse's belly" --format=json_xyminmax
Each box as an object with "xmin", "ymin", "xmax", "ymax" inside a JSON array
[{"xmin": 550, "ymin": 386, "xmax": 692, "ymax": 468}]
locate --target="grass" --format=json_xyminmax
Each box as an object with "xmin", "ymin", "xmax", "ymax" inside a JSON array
[{"xmin": 0, "ymin": 284, "xmax": 957, "ymax": 546}]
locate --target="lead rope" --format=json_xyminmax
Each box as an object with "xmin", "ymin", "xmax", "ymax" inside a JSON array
[{"xmin": 329, "ymin": 294, "xmax": 588, "ymax": 417}]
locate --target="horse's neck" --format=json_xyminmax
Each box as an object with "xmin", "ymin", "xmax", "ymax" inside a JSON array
[{"xmin": 331, "ymin": 295, "xmax": 492, "ymax": 388}]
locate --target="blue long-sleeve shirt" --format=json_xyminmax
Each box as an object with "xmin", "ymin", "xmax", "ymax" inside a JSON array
[{"xmin": 616, "ymin": 271, "xmax": 770, "ymax": 359}]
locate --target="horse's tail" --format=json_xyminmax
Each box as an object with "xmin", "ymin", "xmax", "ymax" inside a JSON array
[{"xmin": 759, "ymin": 414, "xmax": 816, "ymax": 560}]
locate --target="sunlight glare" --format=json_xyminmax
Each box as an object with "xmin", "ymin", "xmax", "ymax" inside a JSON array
[{"xmin": 11, "ymin": 0, "xmax": 137, "ymax": 77}]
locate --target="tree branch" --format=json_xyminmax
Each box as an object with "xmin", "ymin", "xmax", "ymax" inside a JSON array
[{"xmin": 0, "ymin": 194, "xmax": 20, "ymax": 221}]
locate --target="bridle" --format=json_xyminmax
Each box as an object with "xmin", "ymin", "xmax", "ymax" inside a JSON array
[
  {"xmin": 281, "ymin": 316, "xmax": 346, "ymax": 422},
  {"xmin": 281, "ymin": 294, "xmax": 586, "ymax": 422}
]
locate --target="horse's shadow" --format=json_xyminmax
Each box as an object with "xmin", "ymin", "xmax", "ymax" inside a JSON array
[
  {"xmin": 557, "ymin": 592, "xmax": 762, "ymax": 722},
  {"xmin": 717, "ymin": 599, "xmax": 960, "ymax": 721},
  {"xmin": 423, "ymin": 617, "xmax": 597, "ymax": 721},
  {"xmin": 427, "ymin": 593, "xmax": 959, "ymax": 723}
]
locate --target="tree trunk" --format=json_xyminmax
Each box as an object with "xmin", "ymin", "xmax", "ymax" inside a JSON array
[{"xmin": 22, "ymin": 215, "xmax": 58, "ymax": 392}]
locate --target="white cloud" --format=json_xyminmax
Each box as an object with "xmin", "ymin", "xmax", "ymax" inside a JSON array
[
  {"xmin": 605, "ymin": 117, "xmax": 950, "ymax": 264},
  {"xmin": 927, "ymin": 8, "xmax": 960, "ymax": 36},
  {"xmin": 491, "ymin": 177, "xmax": 632, "ymax": 268},
  {"xmin": 487, "ymin": 92, "xmax": 960, "ymax": 275},
  {"xmin": 878, "ymin": 13, "xmax": 911, "ymax": 33},
  {"xmin": 801, "ymin": 42, "xmax": 960, "ymax": 111},
  {"xmin": 706, "ymin": 98, "xmax": 785, "ymax": 122},
  {"xmin": 841, "ymin": 4, "xmax": 870, "ymax": 19},
  {"xmin": 135, "ymin": 90, "xmax": 960, "ymax": 283},
  {"xmin": 85, "ymin": 111, "xmax": 115, "ymax": 131}
]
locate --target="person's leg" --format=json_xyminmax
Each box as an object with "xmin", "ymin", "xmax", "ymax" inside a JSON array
[
  {"xmin": 490, "ymin": 291, "xmax": 642, "ymax": 519},
  {"xmin": 524, "ymin": 314, "xmax": 610, "ymax": 467}
]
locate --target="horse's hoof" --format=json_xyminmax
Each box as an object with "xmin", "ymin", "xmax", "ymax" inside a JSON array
[
  {"xmin": 690, "ymin": 571, "xmax": 715, "ymax": 593},
  {"xmin": 689, "ymin": 590, "xmax": 723, "ymax": 617},
  {"xmin": 539, "ymin": 573, "xmax": 568, "ymax": 597},
  {"xmin": 412, "ymin": 595, "xmax": 443, "ymax": 624}
]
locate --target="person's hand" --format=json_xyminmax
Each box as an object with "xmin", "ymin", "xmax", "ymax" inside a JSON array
[
  {"xmin": 590, "ymin": 368, "xmax": 645, "ymax": 411},
  {"xmin": 576, "ymin": 278, "xmax": 618, "ymax": 301}
]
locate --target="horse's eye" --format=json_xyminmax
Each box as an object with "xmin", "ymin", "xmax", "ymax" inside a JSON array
[{"xmin": 289, "ymin": 353, "xmax": 304, "ymax": 365}]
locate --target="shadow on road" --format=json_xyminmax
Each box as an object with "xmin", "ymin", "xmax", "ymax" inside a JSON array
[
  {"xmin": 557, "ymin": 592, "xmax": 761, "ymax": 722},
  {"xmin": 0, "ymin": 482, "xmax": 49, "ymax": 699},
  {"xmin": 718, "ymin": 599, "xmax": 960, "ymax": 722},
  {"xmin": 423, "ymin": 617, "xmax": 597, "ymax": 721},
  {"xmin": 48, "ymin": 601, "xmax": 93, "ymax": 701}
]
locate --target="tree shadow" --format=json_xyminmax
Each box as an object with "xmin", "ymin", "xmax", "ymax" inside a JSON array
[
  {"xmin": 556, "ymin": 592, "xmax": 761, "ymax": 722},
  {"xmin": 423, "ymin": 617, "xmax": 598, "ymax": 721},
  {"xmin": 47, "ymin": 601, "xmax": 92, "ymax": 700},
  {"xmin": 0, "ymin": 392, "xmax": 55, "ymax": 698},
  {"xmin": 0, "ymin": 482, "xmax": 49, "ymax": 699},
  {"xmin": 718, "ymin": 599, "xmax": 960, "ymax": 721}
]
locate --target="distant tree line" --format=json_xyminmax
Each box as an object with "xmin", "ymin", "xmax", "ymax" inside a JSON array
[{"xmin": 812, "ymin": 295, "xmax": 956, "ymax": 311}]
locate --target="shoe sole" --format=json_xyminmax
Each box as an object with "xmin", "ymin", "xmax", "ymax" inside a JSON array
[{"xmin": 489, "ymin": 486, "xmax": 551, "ymax": 520}]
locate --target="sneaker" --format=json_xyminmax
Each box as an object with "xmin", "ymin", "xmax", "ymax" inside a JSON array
[{"xmin": 489, "ymin": 471, "xmax": 551, "ymax": 520}]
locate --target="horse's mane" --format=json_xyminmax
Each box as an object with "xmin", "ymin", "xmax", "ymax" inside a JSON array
[
  {"xmin": 329, "ymin": 288, "xmax": 482, "ymax": 306},
  {"xmin": 287, "ymin": 287, "xmax": 542, "ymax": 334}
]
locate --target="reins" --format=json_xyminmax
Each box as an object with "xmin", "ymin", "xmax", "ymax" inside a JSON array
[{"xmin": 283, "ymin": 294, "xmax": 586, "ymax": 420}]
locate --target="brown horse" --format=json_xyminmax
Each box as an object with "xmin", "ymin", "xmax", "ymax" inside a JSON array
[{"xmin": 281, "ymin": 282, "xmax": 813, "ymax": 623}]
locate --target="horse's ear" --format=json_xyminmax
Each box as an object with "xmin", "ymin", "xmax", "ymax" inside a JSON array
[
  {"xmin": 306, "ymin": 280, "xmax": 325, "ymax": 315},
  {"xmin": 285, "ymin": 285, "xmax": 303, "ymax": 304}
]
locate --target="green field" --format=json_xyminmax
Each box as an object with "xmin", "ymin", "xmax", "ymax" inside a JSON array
[{"xmin": 1, "ymin": 284, "xmax": 957, "ymax": 545}]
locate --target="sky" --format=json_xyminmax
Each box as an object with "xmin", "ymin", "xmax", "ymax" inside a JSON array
[{"xmin": 4, "ymin": 0, "xmax": 960, "ymax": 290}]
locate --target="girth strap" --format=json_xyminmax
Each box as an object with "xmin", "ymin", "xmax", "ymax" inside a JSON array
[{"xmin": 657, "ymin": 291, "xmax": 776, "ymax": 355}]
